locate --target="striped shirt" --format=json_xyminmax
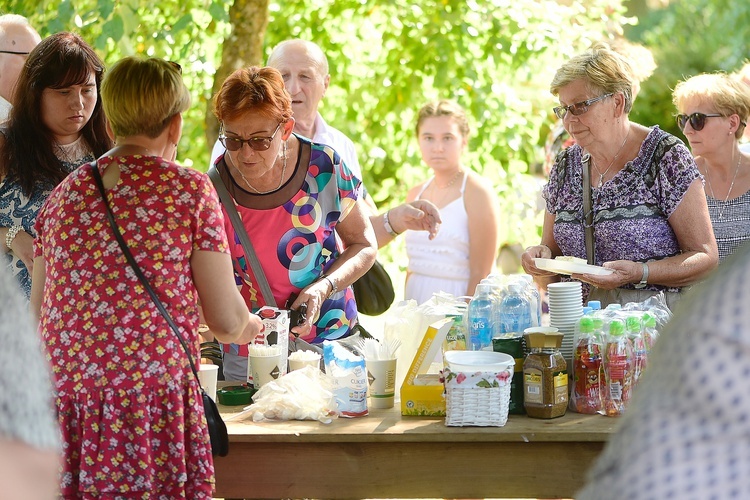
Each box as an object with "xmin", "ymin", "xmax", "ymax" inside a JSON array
[{"xmin": 707, "ymin": 190, "xmax": 750, "ymax": 261}]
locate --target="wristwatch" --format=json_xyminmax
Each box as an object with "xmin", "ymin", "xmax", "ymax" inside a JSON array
[
  {"xmin": 634, "ymin": 262, "xmax": 649, "ymax": 289},
  {"xmin": 320, "ymin": 274, "xmax": 338, "ymax": 298}
]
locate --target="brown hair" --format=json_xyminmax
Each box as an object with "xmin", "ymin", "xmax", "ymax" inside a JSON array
[
  {"xmin": 0, "ymin": 32, "xmax": 111, "ymax": 196},
  {"xmin": 213, "ymin": 66, "xmax": 293, "ymax": 124},
  {"xmin": 415, "ymin": 100, "xmax": 470, "ymax": 138}
]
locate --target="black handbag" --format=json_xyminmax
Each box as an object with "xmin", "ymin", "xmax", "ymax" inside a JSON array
[
  {"xmin": 352, "ymin": 259, "xmax": 395, "ymax": 316},
  {"xmin": 91, "ymin": 162, "xmax": 229, "ymax": 457}
]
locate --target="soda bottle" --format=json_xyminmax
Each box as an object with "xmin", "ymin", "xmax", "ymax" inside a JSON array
[
  {"xmin": 572, "ymin": 316, "xmax": 603, "ymax": 414},
  {"xmin": 467, "ymin": 284, "xmax": 495, "ymax": 350},
  {"xmin": 603, "ymin": 319, "xmax": 633, "ymax": 417}
]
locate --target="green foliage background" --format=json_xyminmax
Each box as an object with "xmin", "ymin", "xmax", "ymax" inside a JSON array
[
  {"xmin": 12, "ymin": 0, "xmax": 750, "ymax": 281},
  {"xmin": 3, "ymin": 0, "xmax": 632, "ymax": 254}
]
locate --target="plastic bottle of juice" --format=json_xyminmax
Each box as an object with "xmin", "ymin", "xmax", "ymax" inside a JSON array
[
  {"xmin": 641, "ymin": 312, "xmax": 659, "ymax": 352},
  {"xmin": 603, "ymin": 319, "xmax": 633, "ymax": 417},
  {"xmin": 625, "ymin": 315, "xmax": 647, "ymax": 388},
  {"xmin": 572, "ymin": 316, "xmax": 603, "ymax": 414}
]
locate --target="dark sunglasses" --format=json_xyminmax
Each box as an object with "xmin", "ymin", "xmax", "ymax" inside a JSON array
[
  {"xmin": 676, "ymin": 112, "xmax": 723, "ymax": 131},
  {"xmin": 219, "ymin": 123, "xmax": 282, "ymax": 152},
  {"xmin": 553, "ymin": 93, "xmax": 613, "ymax": 119},
  {"xmin": 0, "ymin": 50, "xmax": 30, "ymax": 55}
]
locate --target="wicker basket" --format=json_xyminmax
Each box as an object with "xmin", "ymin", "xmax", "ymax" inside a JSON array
[{"xmin": 443, "ymin": 365, "xmax": 512, "ymax": 427}]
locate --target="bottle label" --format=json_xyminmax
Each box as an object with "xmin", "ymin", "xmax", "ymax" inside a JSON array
[
  {"xmin": 553, "ymin": 371, "xmax": 568, "ymax": 404},
  {"xmin": 524, "ymin": 369, "xmax": 543, "ymax": 404}
]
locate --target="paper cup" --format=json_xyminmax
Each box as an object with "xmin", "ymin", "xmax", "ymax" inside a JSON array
[
  {"xmin": 198, "ymin": 364, "xmax": 219, "ymax": 401},
  {"xmin": 248, "ymin": 352, "xmax": 282, "ymax": 389},
  {"xmin": 289, "ymin": 353, "xmax": 321, "ymax": 372},
  {"xmin": 366, "ymin": 358, "xmax": 397, "ymax": 409}
]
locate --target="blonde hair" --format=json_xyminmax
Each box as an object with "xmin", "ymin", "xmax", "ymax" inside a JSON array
[
  {"xmin": 673, "ymin": 73, "xmax": 750, "ymax": 139},
  {"xmin": 550, "ymin": 42, "xmax": 636, "ymax": 114},
  {"xmin": 101, "ymin": 57, "xmax": 190, "ymax": 138},
  {"xmin": 415, "ymin": 100, "xmax": 470, "ymax": 138}
]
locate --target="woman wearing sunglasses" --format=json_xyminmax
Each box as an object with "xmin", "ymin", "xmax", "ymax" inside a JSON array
[
  {"xmin": 672, "ymin": 73, "xmax": 750, "ymax": 262},
  {"xmin": 521, "ymin": 42, "xmax": 718, "ymax": 308},
  {"xmin": 211, "ymin": 66, "xmax": 377, "ymax": 381}
]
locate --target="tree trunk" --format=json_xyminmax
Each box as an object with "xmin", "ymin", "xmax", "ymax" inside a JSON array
[{"xmin": 205, "ymin": 0, "xmax": 270, "ymax": 148}]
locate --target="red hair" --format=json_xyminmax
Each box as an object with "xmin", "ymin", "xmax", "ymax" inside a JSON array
[{"xmin": 213, "ymin": 66, "xmax": 293, "ymax": 124}]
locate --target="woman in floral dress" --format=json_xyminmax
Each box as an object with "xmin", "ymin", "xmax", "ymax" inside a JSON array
[
  {"xmin": 0, "ymin": 32, "xmax": 111, "ymax": 299},
  {"xmin": 30, "ymin": 57, "xmax": 260, "ymax": 498}
]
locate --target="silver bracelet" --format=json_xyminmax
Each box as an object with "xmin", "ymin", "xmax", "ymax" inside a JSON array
[
  {"xmin": 5, "ymin": 225, "xmax": 22, "ymax": 251},
  {"xmin": 634, "ymin": 262, "xmax": 649, "ymax": 289},
  {"xmin": 383, "ymin": 210, "xmax": 399, "ymax": 237}
]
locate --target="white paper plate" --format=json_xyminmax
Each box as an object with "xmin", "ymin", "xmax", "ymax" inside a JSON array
[{"xmin": 535, "ymin": 258, "xmax": 614, "ymax": 276}]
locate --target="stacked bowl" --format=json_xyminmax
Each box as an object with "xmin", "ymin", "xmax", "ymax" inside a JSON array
[{"xmin": 546, "ymin": 281, "xmax": 583, "ymax": 366}]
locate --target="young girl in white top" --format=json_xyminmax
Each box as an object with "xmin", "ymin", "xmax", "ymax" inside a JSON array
[{"xmin": 404, "ymin": 100, "xmax": 500, "ymax": 304}]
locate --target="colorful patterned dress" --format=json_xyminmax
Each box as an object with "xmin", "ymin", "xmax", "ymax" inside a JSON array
[
  {"xmin": 34, "ymin": 155, "xmax": 225, "ymax": 499},
  {"xmin": 216, "ymin": 135, "xmax": 360, "ymax": 363},
  {"xmin": 0, "ymin": 136, "xmax": 94, "ymax": 298}
]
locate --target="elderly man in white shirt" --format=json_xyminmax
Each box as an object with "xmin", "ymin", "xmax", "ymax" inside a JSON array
[
  {"xmin": 0, "ymin": 15, "xmax": 40, "ymax": 123},
  {"xmin": 210, "ymin": 39, "xmax": 440, "ymax": 247}
]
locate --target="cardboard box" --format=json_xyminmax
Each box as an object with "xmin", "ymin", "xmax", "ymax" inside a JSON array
[
  {"xmin": 400, "ymin": 317, "xmax": 452, "ymax": 416},
  {"xmin": 247, "ymin": 307, "xmax": 289, "ymax": 386}
]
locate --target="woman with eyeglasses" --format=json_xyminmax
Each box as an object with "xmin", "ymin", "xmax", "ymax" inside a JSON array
[
  {"xmin": 0, "ymin": 32, "xmax": 112, "ymax": 299},
  {"xmin": 210, "ymin": 66, "xmax": 377, "ymax": 381},
  {"xmin": 521, "ymin": 42, "xmax": 718, "ymax": 308},
  {"xmin": 672, "ymin": 72, "xmax": 750, "ymax": 262},
  {"xmin": 30, "ymin": 56, "xmax": 259, "ymax": 498}
]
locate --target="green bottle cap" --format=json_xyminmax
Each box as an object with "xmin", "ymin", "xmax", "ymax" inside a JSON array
[
  {"xmin": 643, "ymin": 312, "xmax": 657, "ymax": 328},
  {"xmin": 578, "ymin": 316, "xmax": 594, "ymax": 333},
  {"xmin": 609, "ymin": 319, "xmax": 625, "ymax": 336},
  {"xmin": 625, "ymin": 316, "xmax": 642, "ymax": 333}
]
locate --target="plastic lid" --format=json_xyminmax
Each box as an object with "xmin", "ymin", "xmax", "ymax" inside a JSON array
[
  {"xmin": 475, "ymin": 284, "xmax": 492, "ymax": 295},
  {"xmin": 606, "ymin": 303, "xmax": 622, "ymax": 310},
  {"xmin": 588, "ymin": 300, "xmax": 602, "ymax": 310},
  {"xmin": 625, "ymin": 316, "xmax": 642, "ymax": 333},
  {"xmin": 582, "ymin": 306, "xmax": 593, "ymax": 315},
  {"xmin": 642, "ymin": 312, "xmax": 657, "ymax": 328},
  {"xmin": 217, "ymin": 384, "xmax": 255, "ymax": 406},
  {"xmin": 609, "ymin": 319, "xmax": 625, "ymax": 336},
  {"xmin": 578, "ymin": 316, "xmax": 595, "ymax": 333}
]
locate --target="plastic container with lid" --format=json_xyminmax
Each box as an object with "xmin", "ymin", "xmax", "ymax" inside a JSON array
[{"xmin": 522, "ymin": 331, "xmax": 568, "ymax": 419}]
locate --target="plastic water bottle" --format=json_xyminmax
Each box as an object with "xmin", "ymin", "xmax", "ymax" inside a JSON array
[
  {"xmin": 626, "ymin": 315, "xmax": 647, "ymax": 387},
  {"xmin": 468, "ymin": 284, "xmax": 495, "ymax": 350},
  {"xmin": 499, "ymin": 284, "xmax": 531, "ymax": 335},
  {"xmin": 519, "ymin": 274, "xmax": 542, "ymax": 327}
]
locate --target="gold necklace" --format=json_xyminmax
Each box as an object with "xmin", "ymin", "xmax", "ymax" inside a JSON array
[
  {"xmin": 434, "ymin": 169, "xmax": 463, "ymax": 189},
  {"xmin": 705, "ymin": 153, "xmax": 742, "ymax": 220},
  {"xmin": 592, "ymin": 131, "xmax": 629, "ymax": 188},
  {"xmin": 232, "ymin": 141, "xmax": 288, "ymax": 195}
]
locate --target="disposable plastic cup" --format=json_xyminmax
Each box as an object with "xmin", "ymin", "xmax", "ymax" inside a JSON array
[
  {"xmin": 198, "ymin": 364, "xmax": 219, "ymax": 401},
  {"xmin": 366, "ymin": 358, "xmax": 397, "ymax": 409}
]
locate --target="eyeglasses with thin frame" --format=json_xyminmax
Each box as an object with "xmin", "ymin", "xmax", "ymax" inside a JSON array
[
  {"xmin": 219, "ymin": 123, "xmax": 282, "ymax": 152},
  {"xmin": 553, "ymin": 93, "xmax": 614, "ymax": 119},
  {"xmin": 676, "ymin": 112, "xmax": 724, "ymax": 132},
  {"xmin": 0, "ymin": 50, "xmax": 30, "ymax": 55}
]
